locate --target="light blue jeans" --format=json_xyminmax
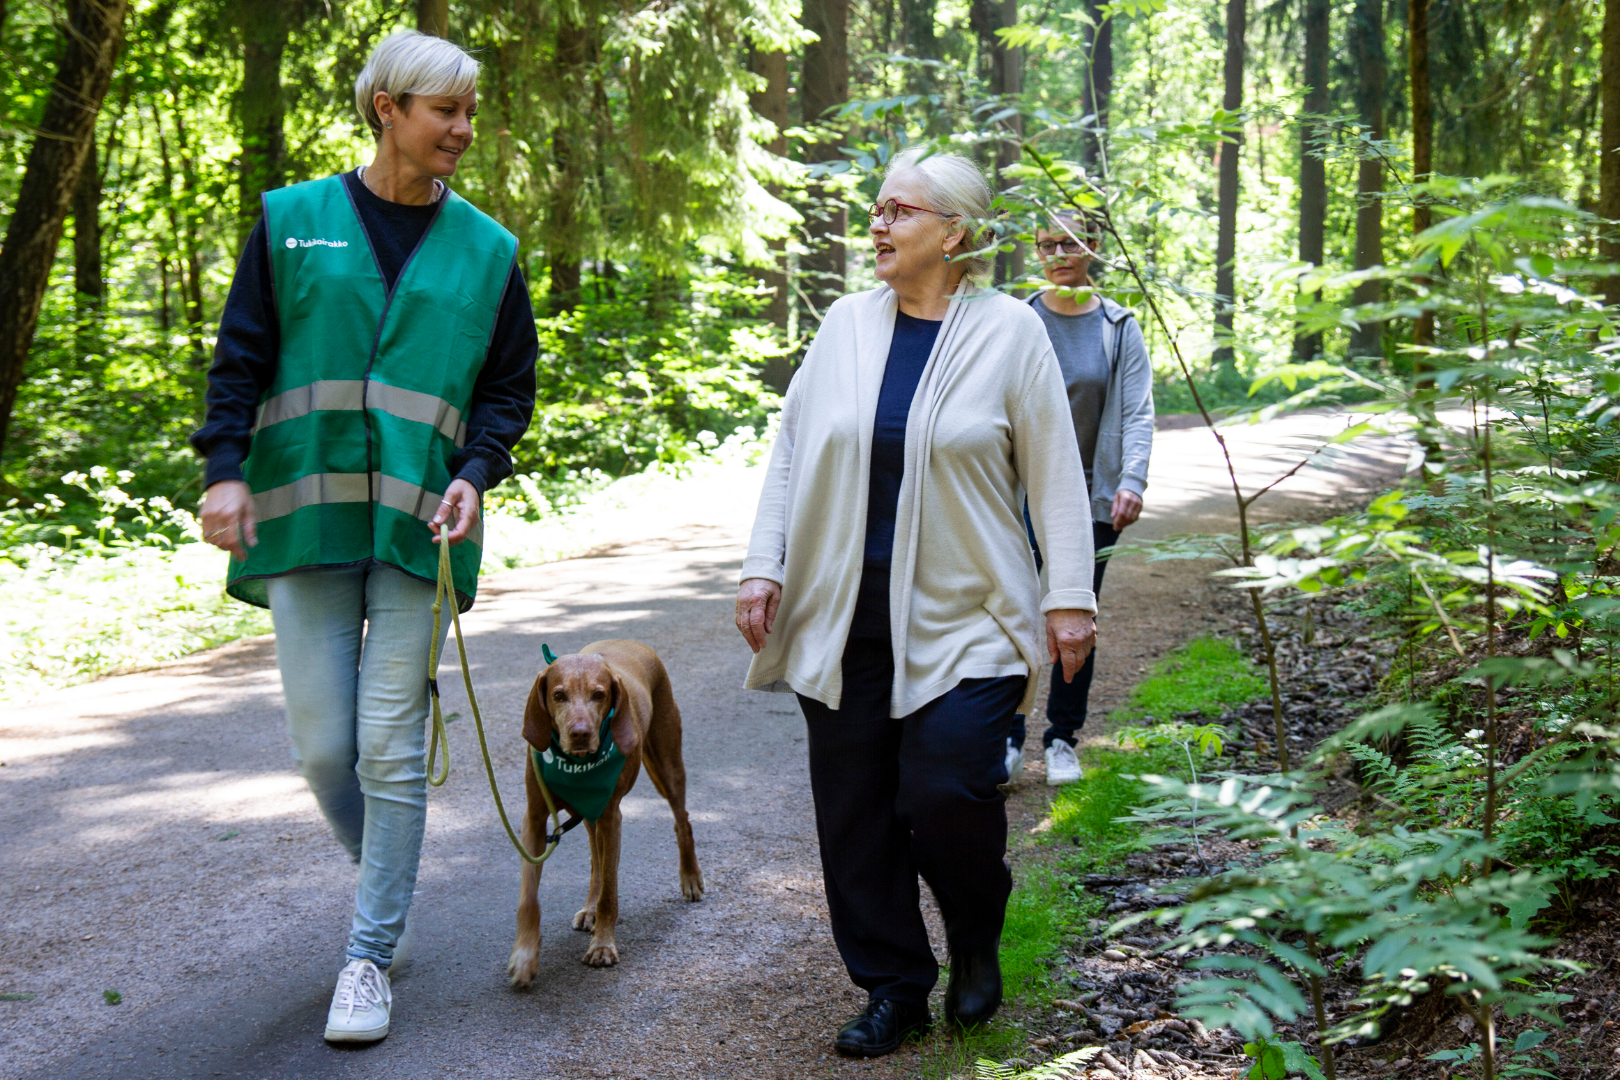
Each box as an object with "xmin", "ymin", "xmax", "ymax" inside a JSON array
[{"xmin": 266, "ymin": 563, "xmax": 446, "ymax": 969}]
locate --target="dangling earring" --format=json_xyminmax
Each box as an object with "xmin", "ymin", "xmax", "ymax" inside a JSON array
[
  {"xmin": 943, "ymin": 253, "xmax": 952, "ymax": 262},
  {"xmin": 385, "ymin": 121, "xmax": 393, "ymax": 129}
]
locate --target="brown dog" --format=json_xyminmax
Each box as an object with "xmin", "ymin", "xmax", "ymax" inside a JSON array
[{"xmin": 506, "ymin": 639, "xmax": 703, "ymax": 986}]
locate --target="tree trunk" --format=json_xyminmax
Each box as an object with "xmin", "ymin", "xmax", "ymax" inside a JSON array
[
  {"xmin": 1601, "ymin": 0, "xmax": 1620, "ymax": 306},
  {"xmin": 1349, "ymin": 0, "xmax": 1386, "ymax": 361},
  {"xmin": 973, "ymin": 0, "xmax": 1023, "ymax": 284},
  {"xmin": 800, "ymin": 0, "xmax": 849, "ymax": 326},
  {"xmin": 73, "ymin": 136, "xmax": 104, "ymax": 306},
  {"xmin": 172, "ymin": 95, "xmax": 206, "ymax": 344},
  {"xmin": 901, "ymin": 0, "xmax": 939, "ymax": 97},
  {"xmin": 155, "ymin": 94, "xmax": 205, "ymax": 357},
  {"xmin": 1081, "ymin": 0, "xmax": 1113, "ymax": 174},
  {"xmin": 417, "ymin": 0, "xmax": 450, "ymax": 37},
  {"xmin": 1410, "ymin": 0, "xmax": 1434, "ymax": 343},
  {"xmin": 750, "ymin": 44, "xmax": 794, "ymax": 390},
  {"xmin": 1293, "ymin": 0, "xmax": 1328, "ymax": 360},
  {"xmin": 237, "ymin": 0, "xmax": 288, "ymax": 247},
  {"xmin": 0, "ymin": 0, "xmax": 129, "ymax": 461},
  {"xmin": 1211, "ymin": 0, "xmax": 1245, "ymax": 389},
  {"xmin": 547, "ymin": 8, "xmax": 596, "ymax": 314}
]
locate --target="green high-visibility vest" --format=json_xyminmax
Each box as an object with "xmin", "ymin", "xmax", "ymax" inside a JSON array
[{"xmin": 227, "ymin": 173, "xmax": 517, "ymax": 611}]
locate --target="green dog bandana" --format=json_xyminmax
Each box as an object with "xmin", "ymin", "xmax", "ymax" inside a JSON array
[{"xmin": 532, "ymin": 709, "xmax": 627, "ymax": 822}]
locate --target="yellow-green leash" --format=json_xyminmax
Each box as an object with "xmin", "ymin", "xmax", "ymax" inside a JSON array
[{"xmin": 427, "ymin": 530, "xmax": 566, "ymax": 865}]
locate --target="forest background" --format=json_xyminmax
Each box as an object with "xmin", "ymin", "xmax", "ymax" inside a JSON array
[{"xmin": 5, "ymin": 0, "xmax": 1611, "ymax": 514}]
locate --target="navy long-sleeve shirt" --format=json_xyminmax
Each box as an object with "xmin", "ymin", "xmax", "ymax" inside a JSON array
[
  {"xmin": 190, "ymin": 169, "xmax": 539, "ymax": 494},
  {"xmin": 850, "ymin": 310, "xmax": 943, "ymax": 638}
]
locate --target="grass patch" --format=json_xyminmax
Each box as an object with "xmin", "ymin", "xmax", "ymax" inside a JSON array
[
  {"xmin": 1049, "ymin": 745, "xmax": 1182, "ymax": 870},
  {"xmin": 1048, "ymin": 635, "xmax": 1263, "ymax": 868},
  {"xmin": 1000, "ymin": 866, "xmax": 1070, "ymax": 1008},
  {"xmin": 911, "ymin": 1022, "xmax": 1027, "ymax": 1079},
  {"xmin": 1113, "ymin": 634, "xmax": 1266, "ymax": 723}
]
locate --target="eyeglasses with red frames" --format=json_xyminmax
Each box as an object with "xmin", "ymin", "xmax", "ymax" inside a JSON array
[{"xmin": 867, "ymin": 198, "xmax": 952, "ymax": 226}]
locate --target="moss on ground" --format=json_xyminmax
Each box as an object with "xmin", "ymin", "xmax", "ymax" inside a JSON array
[{"xmin": 1113, "ymin": 634, "xmax": 1266, "ymax": 724}]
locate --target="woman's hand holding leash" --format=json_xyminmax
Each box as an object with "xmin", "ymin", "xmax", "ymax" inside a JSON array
[
  {"xmin": 200, "ymin": 480, "xmax": 258, "ymax": 559},
  {"xmin": 430, "ymin": 478, "xmax": 480, "ymax": 545},
  {"xmin": 1047, "ymin": 609, "xmax": 1097, "ymax": 684},
  {"xmin": 735, "ymin": 577, "xmax": 781, "ymax": 654}
]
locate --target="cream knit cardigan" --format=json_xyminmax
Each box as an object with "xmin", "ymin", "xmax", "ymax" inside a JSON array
[{"xmin": 741, "ymin": 282, "xmax": 1097, "ymax": 717}]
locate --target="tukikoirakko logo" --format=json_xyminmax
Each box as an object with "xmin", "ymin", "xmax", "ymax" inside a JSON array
[
  {"xmin": 541, "ymin": 748, "xmax": 605, "ymax": 774},
  {"xmin": 285, "ymin": 237, "xmax": 349, "ymax": 249}
]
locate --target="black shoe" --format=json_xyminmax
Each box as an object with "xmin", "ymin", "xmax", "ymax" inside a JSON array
[
  {"xmin": 833, "ymin": 998, "xmax": 933, "ymax": 1058},
  {"xmin": 944, "ymin": 944, "xmax": 1002, "ymax": 1028}
]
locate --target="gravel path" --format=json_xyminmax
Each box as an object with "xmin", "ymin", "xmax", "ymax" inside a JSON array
[{"xmin": 0, "ymin": 412, "xmax": 1405, "ymax": 1080}]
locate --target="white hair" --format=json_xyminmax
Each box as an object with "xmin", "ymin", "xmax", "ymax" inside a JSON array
[
  {"xmin": 354, "ymin": 30, "xmax": 480, "ymax": 138},
  {"xmin": 884, "ymin": 147, "xmax": 995, "ymax": 283}
]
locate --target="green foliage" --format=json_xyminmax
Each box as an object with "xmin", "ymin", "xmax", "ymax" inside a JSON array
[
  {"xmin": 1117, "ymin": 720, "xmax": 1227, "ymax": 759},
  {"xmin": 1124, "ymin": 767, "xmax": 1579, "ymax": 1045},
  {"xmin": 1428, "ymin": 1029, "xmax": 1560, "ymax": 1079},
  {"xmin": 101, "ymin": 990, "xmax": 121, "ymax": 1006},
  {"xmin": 1242, "ymin": 1035, "xmax": 1325, "ymax": 1080},
  {"xmin": 0, "ymin": 471, "xmax": 272, "ymax": 702},
  {"xmin": 1047, "ymin": 746, "xmax": 1178, "ymax": 869},
  {"xmin": 971, "ymin": 1048, "xmax": 1102, "ymax": 1079},
  {"xmin": 515, "ymin": 263, "xmax": 784, "ymax": 480}
]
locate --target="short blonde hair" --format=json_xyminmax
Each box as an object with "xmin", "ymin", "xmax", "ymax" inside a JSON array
[
  {"xmin": 884, "ymin": 147, "xmax": 995, "ymax": 283},
  {"xmin": 354, "ymin": 30, "xmax": 480, "ymax": 138}
]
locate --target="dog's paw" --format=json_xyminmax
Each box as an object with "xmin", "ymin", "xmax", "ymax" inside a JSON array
[
  {"xmin": 507, "ymin": 946, "xmax": 539, "ymax": 989},
  {"xmin": 581, "ymin": 942, "xmax": 619, "ymax": 967},
  {"xmin": 680, "ymin": 869, "xmax": 705, "ymax": 902},
  {"xmin": 572, "ymin": 907, "xmax": 596, "ymax": 932}
]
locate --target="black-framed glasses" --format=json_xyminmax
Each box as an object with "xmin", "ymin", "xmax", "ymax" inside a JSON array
[
  {"xmin": 1036, "ymin": 237, "xmax": 1097, "ymax": 257},
  {"xmin": 867, "ymin": 198, "xmax": 952, "ymax": 225}
]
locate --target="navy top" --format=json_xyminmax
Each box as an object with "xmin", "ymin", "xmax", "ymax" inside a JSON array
[
  {"xmin": 850, "ymin": 310, "xmax": 943, "ymax": 638},
  {"xmin": 190, "ymin": 169, "xmax": 539, "ymax": 494}
]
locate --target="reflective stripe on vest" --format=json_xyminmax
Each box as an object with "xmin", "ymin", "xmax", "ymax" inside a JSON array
[
  {"xmin": 254, "ymin": 379, "xmax": 470, "ymax": 446},
  {"xmin": 251, "ymin": 471, "xmax": 485, "ymax": 546}
]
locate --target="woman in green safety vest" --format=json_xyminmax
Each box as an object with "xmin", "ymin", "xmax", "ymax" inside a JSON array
[{"xmin": 189, "ymin": 29, "xmax": 537, "ymax": 1045}]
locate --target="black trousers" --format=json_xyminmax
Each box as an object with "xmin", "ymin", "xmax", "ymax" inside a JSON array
[
  {"xmin": 1011, "ymin": 516, "xmax": 1122, "ymax": 748},
  {"xmin": 798, "ymin": 636, "xmax": 1026, "ymax": 1006}
]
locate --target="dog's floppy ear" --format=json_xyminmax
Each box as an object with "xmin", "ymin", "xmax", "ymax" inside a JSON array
[
  {"xmin": 522, "ymin": 665, "xmax": 553, "ymax": 751},
  {"xmin": 603, "ymin": 662, "xmax": 647, "ymax": 757}
]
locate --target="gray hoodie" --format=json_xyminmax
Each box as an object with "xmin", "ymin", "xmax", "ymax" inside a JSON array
[{"xmin": 1028, "ymin": 294, "xmax": 1155, "ymax": 523}]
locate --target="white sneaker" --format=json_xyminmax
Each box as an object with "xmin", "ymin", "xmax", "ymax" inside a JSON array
[
  {"xmin": 324, "ymin": 958, "xmax": 391, "ymax": 1043},
  {"xmin": 1002, "ymin": 738, "xmax": 1025, "ymax": 787},
  {"xmin": 1045, "ymin": 741, "xmax": 1083, "ymax": 786}
]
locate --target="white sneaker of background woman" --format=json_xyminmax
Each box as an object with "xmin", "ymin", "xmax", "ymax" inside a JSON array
[
  {"xmin": 1045, "ymin": 740, "xmax": 1083, "ymax": 786},
  {"xmin": 1002, "ymin": 739, "xmax": 1025, "ymax": 788}
]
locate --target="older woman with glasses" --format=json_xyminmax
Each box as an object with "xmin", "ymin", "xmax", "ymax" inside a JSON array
[
  {"xmin": 1004, "ymin": 214, "xmax": 1155, "ymax": 789},
  {"xmin": 734, "ymin": 148, "xmax": 1098, "ymax": 1057},
  {"xmin": 190, "ymin": 30, "xmax": 536, "ymax": 1044}
]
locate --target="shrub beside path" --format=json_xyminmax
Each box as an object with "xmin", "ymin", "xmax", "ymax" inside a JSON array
[{"xmin": 0, "ymin": 413, "xmax": 1406, "ymax": 1080}]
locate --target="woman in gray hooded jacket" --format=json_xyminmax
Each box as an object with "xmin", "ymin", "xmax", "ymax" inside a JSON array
[{"xmin": 1007, "ymin": 212, "xmax": 1155, "ymax": 786}]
